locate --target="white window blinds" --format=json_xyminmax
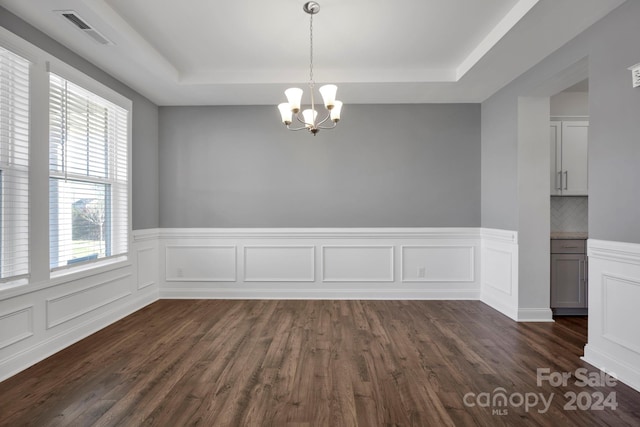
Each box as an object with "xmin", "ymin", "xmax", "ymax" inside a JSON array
[
  {"xmin": 49, "ymin": 73, "xmax": 128, "ymax": 270},
  {"xmin": 0, "ymin": 46, "xmax": 30, "ymax": 282}
]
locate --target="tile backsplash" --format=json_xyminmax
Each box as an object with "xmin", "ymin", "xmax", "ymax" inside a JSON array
[{"xmin": 551, "ymin": 196, "xmax": 588, "ymax": 232}]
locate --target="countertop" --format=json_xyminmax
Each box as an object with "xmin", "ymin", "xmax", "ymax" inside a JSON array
[{"xmin": 550, "ymin": 231, "xmax": 588, "ymax": 240}]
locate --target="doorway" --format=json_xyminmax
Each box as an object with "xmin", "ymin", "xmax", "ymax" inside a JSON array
[{"xmin": 515, "ymin": 57, "xmax": 589, "ymax": 321}]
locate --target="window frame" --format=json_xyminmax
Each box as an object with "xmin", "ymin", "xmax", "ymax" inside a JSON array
[
  {"xmin": 47, "ymin": 62, "xmax": 132, "ymax": 276},
  {"xmin": 0, "ymin": 26, "xmax": 132, "ymax": 291}
]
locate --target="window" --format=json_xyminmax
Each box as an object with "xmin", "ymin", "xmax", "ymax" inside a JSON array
[
  {"xmin": 49, "ymin": 73, "xmax": 128, "ymax": 270},
  {"xmin": 0, "ymin": 46, "xmax": 29, "ymax": 281}
]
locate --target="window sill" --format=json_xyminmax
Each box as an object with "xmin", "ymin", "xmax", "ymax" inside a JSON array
[
  {"xmin": 50, "ymin": 255, "xmax": 129, "ymax": 280},
  {"xmin": 0, "ymin": 255, "xmax": 131, "ymax": 301}
]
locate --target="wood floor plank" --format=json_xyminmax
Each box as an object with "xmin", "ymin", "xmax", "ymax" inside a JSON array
[{"xmin": 1, "ymin": 300, "xmax": 639, "ymax": 426}]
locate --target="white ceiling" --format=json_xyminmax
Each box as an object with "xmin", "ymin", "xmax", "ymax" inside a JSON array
[{"xmin": 0, "ymin": 0, "xmax": 626, "ymax": 105}]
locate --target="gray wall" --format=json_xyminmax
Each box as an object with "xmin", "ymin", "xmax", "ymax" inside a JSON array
[
  {"xmin": 0, "ymin": 7, "xmax": 160, "ymax": 230},
  {"xmin": 159, "ymin": 104, "xmax": 481, "ymax": 227},
  {"xmin": 481, "ymin": 0, "xmax": 640, "ymax": 244}
]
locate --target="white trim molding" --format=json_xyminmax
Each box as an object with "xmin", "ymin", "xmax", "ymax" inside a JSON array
[
  {"xmin": 0, "ymin": 305, "xmax": 34, "ymax": 350},
  {"xmin": 517, "ymin": 308, "xmax": 554, "ymax": 322},
  {"xmin": 322, "ymin": 245, "xmax": 394, "ymax": 283},
  {"xmin": 583, "ymin": 239, "xmax": 640, "ymax": 393},
  {"xmin": 245, "ymin": 246, "xmax": 315, "ymax": 282},
  {"xmin": 401, "ymin": 245, "xmax": 475, "ymax": 283}
]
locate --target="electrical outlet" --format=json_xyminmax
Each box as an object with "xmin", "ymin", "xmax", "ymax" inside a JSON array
[{"xmin": 417, "ymin": 267, "xmax": 426, "ymax": 278}]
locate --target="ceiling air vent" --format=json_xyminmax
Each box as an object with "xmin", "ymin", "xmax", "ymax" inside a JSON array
[
  {"xmin": 629, "ymin": 63, "xmax": 640, "ymax": 88},
  {"xmin": 56, "ymin": 10, "xmax": 114, "ymax": 45}
]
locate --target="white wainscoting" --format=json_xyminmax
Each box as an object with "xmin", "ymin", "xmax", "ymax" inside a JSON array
[
  {"xmin": 0, "ymin": 235, "xmax": 159, "ymax": 382},
  {"xmin": 584, "ymin": 239, "xmax": 640, "ymax": 393},
  {"xmin": 245, "ymin": 246, "xmax": 315, "ymax": 282},
  {"xmin": 322, "ymin": 246, "xmax": 394, "ymax": 282},
  {"xmin": 402, "ymin": 245, "xmax": 475, "ymax": 282},
  {"xmin": 46, "ymin": 273, "xmax": 132, "ymax": 329},
  {"xmin": 480, "ymin": 228, "xmax": 519, "ymax": 320},
  {"xmin": 0, "ymin": 305, "xmax": 34, "ymax": 350},
  {"xmin": 166, "ymin": 245, "xmax": 237, "ymax": 282},
  {"xmin": 156, "ymin": 228, "xmax": 483, "ymax": 300}
]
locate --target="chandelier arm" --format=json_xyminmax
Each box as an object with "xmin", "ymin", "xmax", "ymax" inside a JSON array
[
  {"xmin": 294, "ymin": 112, "xmax": 309, "ymax": 126},
  {"xmin": 315, "ymin": 112, "xmax": 332, "ymax": 127},
  {"xmin": 317, "ymin": 121, "xmax": 337, "ymax": 130},
  {"xmin": 286, "ymin": 125, "xmax": 312, "ymax": 132}
]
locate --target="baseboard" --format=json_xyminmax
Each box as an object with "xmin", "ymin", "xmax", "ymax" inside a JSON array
[
  {"xmin": 517, "ymin": 308, "xmax": 553, "ymax": 322},
  {"xmin": 160, "ymin": 287, "xmax": 480, "ymax": 300},
  {"xmin": 0, "ymin": 290, "xmax": 157, "ymax": 383},
  {"xmin": 480, "ymin": 293, "xmax": 518, "ymax": 321},
  {"xmin": 552, "ymin": 307, "xmax": 588, "ymax": 316},
  {"xmin": 583, "ymin": 344, "xmax": 640, "ymax": 393}
]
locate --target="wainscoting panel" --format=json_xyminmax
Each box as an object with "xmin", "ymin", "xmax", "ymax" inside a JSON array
[
  {"xmin": 401, "ymin": 246, "xmax": 474, "ymax": 282},
  {"xmin": 46, "ymin": 273, "xmax": 132, "ymax": 329},
  {"xmin": 480, "ymin": 228, "xmax": 519, "ymax": 321},
  {"xmin": 482, "ymin": 247, "xmax": 513, "ymax": 294},
  {"xmin": 322, "ymin": 246, "xmax": 394, "ymax": 282},
  {"xmin": 584, "ymin": 239, "xmax": 640, "ymax": 393},
  {"xmin": 166, "ymin": 246, "xmax": 236, "ymax": 282},
  {"xmin": 137, "ymin": 246, "xmax": 158, "ymax": 290},
  {"xmin": 157, "ymin": 228, "xmax": 484, "ymax": 299},
  {"xmin": 244, "ymin": 246, "xmax": 314, "ymax": 282},
  {"xmin": 602, "ymin": 274, "xmax": 640, "ymax": 354},
  {"xmin": 0, "ymin": 306, "xmax": 34, "ymax": 350}
]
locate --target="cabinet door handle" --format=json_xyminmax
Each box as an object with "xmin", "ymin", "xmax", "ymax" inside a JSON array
[
  {"xmin": 557, "ymin": 171, "xmax": 562, "ymax": 190},
  {"xmin": 562, "ymin": 245, "xmax": 579, "ymax": 248},
  {"xmin": 564, "ymin": 171, "xmax": 568, "ymax": 190},
  {"xmin": 583, "ymin": 259, "xmax": 588, "ymax": 284}
]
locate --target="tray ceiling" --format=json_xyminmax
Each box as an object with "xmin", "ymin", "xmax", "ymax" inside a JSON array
[{"xmin": 0, "ymin": 0, "xmax": 626, "ymax": 105}]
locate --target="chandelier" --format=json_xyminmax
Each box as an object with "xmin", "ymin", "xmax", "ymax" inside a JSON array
[{"xmin": 278, "ymin": 1, "xmax": 343, "ymax": 135}]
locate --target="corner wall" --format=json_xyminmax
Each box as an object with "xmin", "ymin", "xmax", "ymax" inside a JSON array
[{"xmin": 481, "ymin": 0, "xmax": 640, "ymax": 391}]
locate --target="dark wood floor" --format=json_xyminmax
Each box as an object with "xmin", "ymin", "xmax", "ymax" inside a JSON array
[{"xmin": 1, "ymin": 300, "xmax": 639, "ymax": 426}]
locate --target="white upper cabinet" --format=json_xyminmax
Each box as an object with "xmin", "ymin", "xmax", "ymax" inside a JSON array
[{"xmin": 550, "ymin": 121, "xmax": 588, "ymax": 196}]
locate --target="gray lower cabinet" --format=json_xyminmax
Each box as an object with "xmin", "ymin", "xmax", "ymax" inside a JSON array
[{"xmin": 551, "ymin": 239, "xmax": 587, "ymax": 314}]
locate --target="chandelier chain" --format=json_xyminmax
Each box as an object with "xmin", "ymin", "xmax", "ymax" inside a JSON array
[{"xmin": 309, "ymin": 13, "xmax": 314, "ymax": 85}]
